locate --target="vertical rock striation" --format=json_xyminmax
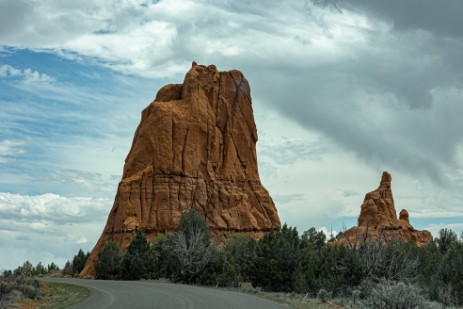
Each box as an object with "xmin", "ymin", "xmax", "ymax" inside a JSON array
[
  {"xmin": 81, "ymin": 63, "xmax": 280, "ymax": 276},
  {"xmin": 335, "ymin": 171, "xmax": 432, "ymax": 247}
]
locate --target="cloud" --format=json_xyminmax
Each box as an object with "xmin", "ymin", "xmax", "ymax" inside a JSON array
[
  {"xmin": 0, "ymin": 64, "xmax": 55, "ymax": 84},
  {"xmin": 0, "ymin": 0, "xmax": 457, "ymax": 184},
  {"xmin": 0, "ymin": 0, "xmax": 462, "ymax": 265},
  {"xmin": 318, "ymin": 226, "xmax": 339, "ymax": 239},
  {"xmin": 316, "ymin": 0, "xmax": 463, "ymax": 39},
  {"xmin": 424, "ymin": 223, "xmax": 463, "ymax": 239},
  {"xmin": 273, "ymin": 193, "xmax": 307, "ymax": 205},
  {"xmin": 0, "ymin": 140, "xmax": 24, "ymax": 163},
  {"xmin": 259, "ymin": 137, "xmax": 330, "ymax": 166},
  {"xmin": 0, "ymin": 192, "xmax": 110, "ymax": 270},
  {"xmin": 0, "ymin": 192, "xmax": 109, "ymax": 224},
  {"xmin": 0, "ymin": 54, "xmax": 157, "ymax": 197}
]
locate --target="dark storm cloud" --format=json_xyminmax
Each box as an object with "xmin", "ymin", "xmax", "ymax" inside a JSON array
[
  {"xmin": 237, "ymin": 1, "xmax": 463, "ymax": 183},
  {"xmin": 251, "ymin": 57, "xmax": 463, "ymax": 182},
  {"xmin": 2, "ymin": 0, "xmax": 462, "ymax": 185},
  {"xmin": 0, "ymin": 0, "xmax": 31, "ymax": 37},
  {"xmin": 314, "ymin": 0, "xmax": 463, "ymax": 38}
]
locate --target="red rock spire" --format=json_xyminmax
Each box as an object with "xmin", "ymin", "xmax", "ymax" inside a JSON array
[
  {"xmin": 336, "ymin": 171, "xmax": 432, "ymax": 248},
  {"xmin": 81, "ymin": 64, "xmax": 281, "ymax": 276}
]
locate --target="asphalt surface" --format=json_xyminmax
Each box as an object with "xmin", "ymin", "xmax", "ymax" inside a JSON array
[{"xmin": 43, "ymin": 278, "xmax": 289, "ymax": 309}]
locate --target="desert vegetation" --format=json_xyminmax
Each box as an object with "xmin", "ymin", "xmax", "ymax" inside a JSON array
[
  {"xmin": 3, "ymin": 211, "xmax": 462, "ymax": 308},
  {"xmin": 92, "ymin": 210, "xmax": 463, "ymax": 308},
  {"xmin": 0, "ymin": 261, "xmax": 57, "ymax": 308},
  {"xmin": 0, "ymin": 274, "xmax": 42, "ymax": 308},
  {"xmin": 0, "ymin": 249, "xmax": 91, "ymax": 308}
]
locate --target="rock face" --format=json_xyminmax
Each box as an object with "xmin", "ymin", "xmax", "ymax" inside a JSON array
[
  {"xmin": 335, "ymin": 171, "xmax": 432, "ymax": 247},
  {"xmin": 81, "ymin": 63, "xmax": 281, "ymax": 276}
]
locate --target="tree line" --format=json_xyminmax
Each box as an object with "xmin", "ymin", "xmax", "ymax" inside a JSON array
[{"xmin": 95, "ymin": 210, "xmax": 463, "ymax": 308}]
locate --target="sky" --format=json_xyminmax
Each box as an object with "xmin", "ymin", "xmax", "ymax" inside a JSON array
[{"xmin": 1, "ymin": 0, "xmax": 463, "ymax": 271}]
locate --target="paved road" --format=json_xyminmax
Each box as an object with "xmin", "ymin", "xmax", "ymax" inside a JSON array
[{"xmin": 43, "ymin": 278, "xmax": 289, "ymax": 309}]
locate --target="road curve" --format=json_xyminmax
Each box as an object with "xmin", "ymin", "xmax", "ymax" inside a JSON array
[{"xmin": 43, "ymin": 278, "xmax": 289, "ymax": 309}]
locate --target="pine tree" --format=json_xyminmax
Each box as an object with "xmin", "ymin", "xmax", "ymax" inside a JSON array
[
  {"xmin": 34, "ymin": 262, "xmax": 47, "ymax": 276},
  {"xmin": 63, "ymin": 260, "xmax": 74, "ymax": 276},
  {"xmin": 47, "ymin": 262, "xmax": 60, "ymax": 273},
  {"xmin": 72, "ymin": 249, "xmax": 90, "ymax": 275}
]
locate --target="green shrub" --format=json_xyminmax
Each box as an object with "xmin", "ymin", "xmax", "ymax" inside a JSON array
[
  {"xmin": 95, "ymin": 241, "xmax": 124, "ymax": 280},
  {"xmin": 121, "ymin": 229, "xmax": 156, "ymax": 280},
  {"xmin": 152, "ymin": 234, "xmax": 179, "ymax": 279}
]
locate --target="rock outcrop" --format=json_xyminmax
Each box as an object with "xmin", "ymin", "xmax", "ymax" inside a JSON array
[
  {"xmin": 335, "ymin": 171, "xmax": 432, "ymax": 247},
  {"xmin": 81, "ymin": 63, "xmax": 281, "ymax": 276}
]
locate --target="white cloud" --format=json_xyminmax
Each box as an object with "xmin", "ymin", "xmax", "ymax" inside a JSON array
[
  {"xmin": 0, "ymin": 0, "xmax": 462, "ymax": 267},
  {"xmin": 0, "ymin": 192, "xmax": 110, "ymax": 270},
  {"xmin": 0, "ymin": 192, "xmax": 109, "ymax": 224},
  {"xmin": 424, "ymin": 223, "xmax": 463, "ymax": 240},
  {"xmin": 0, "ymin": 64, "xmax": 55, "ymax": 84},
  {"xmin": 318, "ymin": 226, "xmax": 339, "ymax": 239},
  {"xmin": 0, "ymin": 140, "xmax": 24, "ymax": 163}
]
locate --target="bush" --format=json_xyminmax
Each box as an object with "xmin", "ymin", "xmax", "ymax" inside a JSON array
[
  {"xmin": 173, "ymin": 210, "xmax": 215, "ymax": 283},
  {"xmin": 436, "ymin": 242, "xmax": 463, "ymax": 306},
  {"xmin": 363, "ymin": 280, "xmax": 426, "ymax": 309},
  {"xmin": 435, "ymin": 228, "xmax": 458, "ymax": 254},
  {"xmin": 95, "ymin": 241, "xmax": 123, "ymax": 280},
  {"xmin": 121, "ymin": 229, "xmax": 156, "ymax": 280},
  {"xmin": 18, "ymin": 283, "xmax": 42, "ymax": 299},
  {"xmin": 250, "ymin": 225, "xmax": 302, "ymax": 292},
  {"xmin": 317, "ymin": 288, "xmax": 332, "ymax": 303},
  {"xmin": 0, "ymin": 276, "xmax": 43, "ymax": 308},
  {"xmin": 152, "ymin": 234, "xmax": 179, "ymax": 279},
  {"xmin": 0, "ymin": 280, "xmax": 15, "ymax": 299},
  {"xmin": 13, "ymin": 261, "xmax": 34, "ymax": 277},
  {"xmin": 316, "ymin": 245, "xmax": 364, "ymax": 296},
  {"xmin": 219, "ymin": 234, "xmax": 256, "ymax": 287}
]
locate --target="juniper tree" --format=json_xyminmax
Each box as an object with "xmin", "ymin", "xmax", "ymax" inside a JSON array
[
  {"xmin": 121, "ymin": 229, "xmax": 155, "ymax": 280},
  {"xmin": 95, "ymin": 241, "xmax": 123, "ymax": 280}
]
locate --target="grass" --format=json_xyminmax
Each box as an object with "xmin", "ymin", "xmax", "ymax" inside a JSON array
[
  {"xmin": 19, "ymin": 282, "xmax": 90, "ymax": 309},
  {"xmin": 226, "ymin": 284, "xmax": 344, "ymax": 309},
  {"xmin": 256, "ymin": 292, "xmax": 343, "ymax": 309}
]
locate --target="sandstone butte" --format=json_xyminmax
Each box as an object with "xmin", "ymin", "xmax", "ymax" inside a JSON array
[
  {"xmin": 335, "ymin": 171, "xmax": 432, "ymax": 248},
  {"xmin": 81, "ymin": 63, "xmax": 281, "ymax": 277}
]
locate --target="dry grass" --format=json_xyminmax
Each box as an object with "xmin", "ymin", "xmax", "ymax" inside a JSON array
[
  {"xmin": 19, "ymin": 282, "xmax": 89, "ymax": 309},
  {"xmin": 227, "ymin": 283, "xmax": 344, "ymax": 309}
]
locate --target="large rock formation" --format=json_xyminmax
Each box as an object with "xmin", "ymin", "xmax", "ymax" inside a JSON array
[
  {"xmin": 335, "ymin": 171, "xmax": 432, "ymax": 247},
  {"xmin": 81, "ymin": 63, "xmax": 280, "ymax": 276}
]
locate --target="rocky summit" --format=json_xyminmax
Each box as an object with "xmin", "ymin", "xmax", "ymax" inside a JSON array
[
  {"xmin": 81, "ymin": 63, "xmax": 281, "ymax": 276},
  {"xmin": 335, "ymin": 171, "xmax": 432, "ymax": 247}
]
